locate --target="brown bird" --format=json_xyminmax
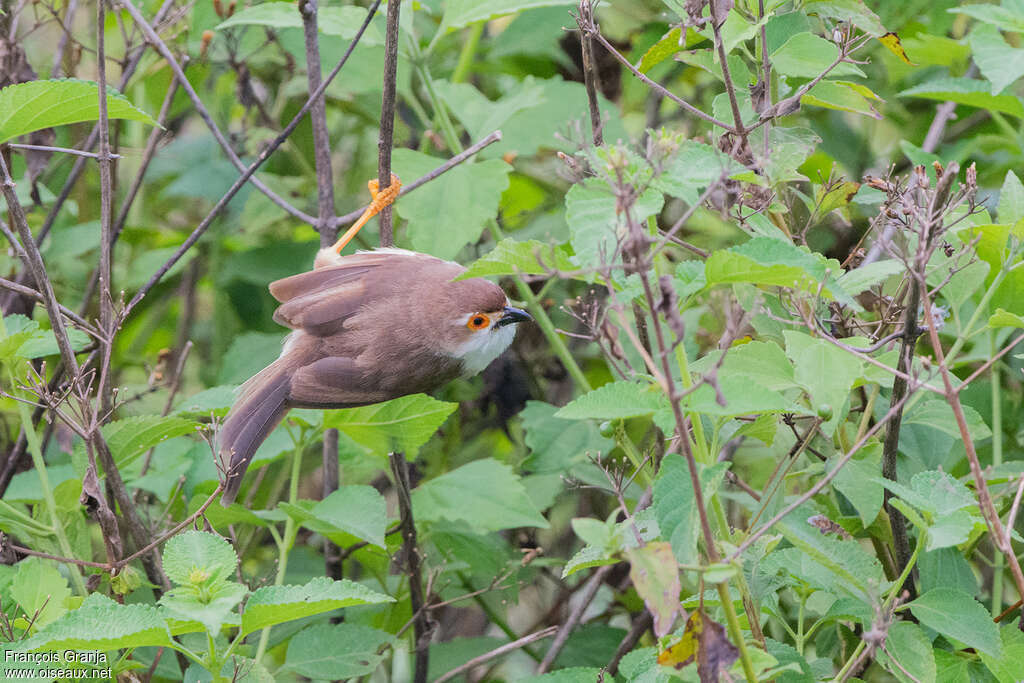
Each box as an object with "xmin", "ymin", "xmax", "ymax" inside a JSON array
[{"xmin": 217, "ymin": 247, "xmax": 532, "ymax": 504}]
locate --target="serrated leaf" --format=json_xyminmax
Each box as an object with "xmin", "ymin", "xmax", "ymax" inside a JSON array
[
  {"xmin": 555, "ymin": 381, "xmax": 667, "ymax": 420},
  {"xmin": 19, "ymin": 593, "xmax": 171, "ymax": 651},
  {"xmin": 392, "ymin": 150, "xmax": 510, "ymax": 259},
  {"xmin": 980, "ymin": 624, "xmax": 1024, "ymax": 683},
  {"xmin": 909, "ymin": 589, "xmax": 1001, "ymax": 657},
  {"xmin": 241, "ymin": 577, "xmax": 393, "ymax": 637},
  {"xmin": 565, "ymin": 179, "xmax": 664, "ymax": 270},
  {"xmin": 899, "ymin": 77, "xmax": 1024, "ymax": 118},
  {"xmin": 562, "ymin": 544, "xmax": 617, "ymax": 578},
  {"xmin": 654, "ymin": 456, "xmax": 728, "ymax": 565},
  {"xmin": 216, "ymin": 3, "xmax": 383, "ymax": 43},
  {"xmin": 285, "ymin": 623, "xmax": 393, "ymax": 679},
  {"xmin": 15, "ymin": 326, "xmax": 91, "ymax": 360},
  {"xmin": 412, "ymin": 458, "xmax": 549, "ymax": 532},
  {"xmin": 322, "ymin": 394, "xmax": 457, "ymax": 456},
  {"xmin": 784, "ymin": 330, "xmax": 862, "ymax": 435},
  {"xmin": 878, "ymin": 622, "xmax": 936, "ymax": 683},
  {"xmin": 163, "ymin": 531, "xmax": 239, "ymax": 587},
  {"xmin": 173, "ymin": 385, "xmax": 237, "ymax": 417},
  {"xmin": 458, "ymin": 238, "xmax": 575, "ymax": 280},
  {"xmin": 88, "ymin": 415, "xmax": 199, "ymax": 469},
  {"xmin": 0, "ymin": 79, "xmax": 158, "ymax": 144},
  {"xmin": 902, "ymin": 400, "xmax": 991, "ymax": 443}
]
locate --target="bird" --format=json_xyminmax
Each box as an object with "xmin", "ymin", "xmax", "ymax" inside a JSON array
[{"xmin": 216, "ymin": 245, "xmax": 532, "ymax": 505}]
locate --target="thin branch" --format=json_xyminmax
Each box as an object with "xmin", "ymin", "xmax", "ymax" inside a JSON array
[
  {"xmin": 119, "ymin": 0, "xmax": 319, "ymax": 226},
  {"xmin": 0, "ymin": 277, "xmax": 97, "ymax": 333},
  {"xmin": 125, "ymin": 0, "xmax": 383, "ymax": 312},
  {"xmin": 435, "ymin": 627, "xmax": 558, "ymax": 683},
  {"xmin": 331, "ymin": 131, "xmax": 503, "ymax": 228},
  {"xmin": 376, "ymin": 0, "xmax": 401, "ymax": 246},
  {"xmin": 7, "ymin": 144, "xmax": 121, "ymax": 160},
  {"xmin": 537, "ymin": 564, "xmax": 614, "ymax": 673}
]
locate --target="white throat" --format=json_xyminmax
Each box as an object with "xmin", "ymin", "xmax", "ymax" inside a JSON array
[{"xmin": 453, "ymin": 324, "xmax": 517, "ymax": 376}]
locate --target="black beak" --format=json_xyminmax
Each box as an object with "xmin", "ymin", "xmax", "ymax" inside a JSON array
[{"xmin": 496, "ymin": 305, "xmax": 532, "ymax": 327}]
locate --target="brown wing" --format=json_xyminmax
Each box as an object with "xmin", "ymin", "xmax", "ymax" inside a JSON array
[{"xmin": 269, "ymin": 250, "xmax": 445, "ymax": 335}]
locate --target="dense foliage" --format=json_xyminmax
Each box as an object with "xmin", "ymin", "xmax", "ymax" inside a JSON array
[{"xmin": 2, "ymin": 0, "xmax": 1024, "ymax": 680}]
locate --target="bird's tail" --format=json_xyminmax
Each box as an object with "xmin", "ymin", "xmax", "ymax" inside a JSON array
[{"xmin": 218, "ymin": 360, "xmax": 292, "ymax": 505}]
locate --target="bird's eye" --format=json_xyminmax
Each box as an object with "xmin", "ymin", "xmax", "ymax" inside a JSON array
[{"xmin": 467, "ymin": 314, "xmax": 490, "ymax": 330}]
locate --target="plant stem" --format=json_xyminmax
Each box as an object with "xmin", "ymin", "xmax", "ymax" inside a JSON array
[
  {"xmin": 451, "ymin": 23, "xmax": 483, "ymax": 84},
  {"xmin": 990, "ymin": 330, "xmax": 1004, "ymax": 616},
  {"xmin": 254, "ymin": 442, "xmax": 304, "ymax": 663}
]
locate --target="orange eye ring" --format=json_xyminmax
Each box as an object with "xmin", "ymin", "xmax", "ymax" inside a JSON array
[{"xmin": 467, "ymin": 314, "xmax": 490, "ymax": 331}]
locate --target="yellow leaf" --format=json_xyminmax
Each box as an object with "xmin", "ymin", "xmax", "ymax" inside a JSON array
[{"xmin": 879, "ymin": 32, "xmax": 917, "ymax": 65}]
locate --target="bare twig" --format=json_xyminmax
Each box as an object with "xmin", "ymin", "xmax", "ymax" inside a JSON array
[
  {"xmin": 8, "ymin": 144, "xmax": 120, "ymax": 160},
  {"xmin": 125, "ymin": 0, "xmax": 383, "ymax": 311},
  {"xmin": 435, "ymin": 626, "xmax": 558, "ymax": 683},
  {"xmin": 537, "ymin": 564, "xmax": 614, "ymax": 673}
]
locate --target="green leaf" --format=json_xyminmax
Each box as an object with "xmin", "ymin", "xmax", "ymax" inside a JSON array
[
  {"xmin": 902, "ymin": 400, "xmax": 992, "ymax": 443},
  {"xmin": 555, "ymin": 381, "xmax": 667, "ymax": 421},
  {"xmin": 10, "ymin": 558, "xmax": 70, "ymax": 630},
  {"xmin": 836, "ymin": 259, "xmax": 904, "ymax": 295},
  {"xmin": 90, "ymin": 415, "xmax": 199, "ymax": 469},
  {"xmin": 981, "ymin": 625, "xmax": 1024, "ymax": 683},
  {"xmin": 990, "ymin": 308, "xmax": 1024, "ymax": 329},
  {"xmin": 285, "ymin": 623, "xmax": 393, "ymax": 679},
  {"xmin": 289, "ymin": 486, "xmax": 387, "ymax": 548},
  {"xmin": 949, "ymin": 1, "xmax": 1024, "ymax": 33},
  {"xmin": 412, "ymin": 458, "xmax": 549, "ymax": 532},
  {"xmin": 434, "ymin": 79, "xmax": 544, "ymax": 142},
  {"xmin": 458, "ymin": 238, "xmax": 576, "ymax": 280},
  {"xmin": 521, "ymin": 401, "xmax": 614, "ymax": 474},
  {"xmin": 654, "ymin": 456, "xmax": 728, "ymax": 565},
  {"xmin": 969, "ymin": 24, "xmax": 1024, "ymax": 94},
  {"xmin": 784, "ymin": 330, "xmax": 863, "ymax": 435},
  {"xmin": 928, "ymin": 509, "xmax": 980, "ymax": 550},
  {"xmin": 625, "ymin": 542, "xmax": 680, "ymax": 638},
  {"xmin": 706, "ymin": 237, "xmax": 835, "ymax": 294},
  {"xmin": 0, "ymin": 315, "xmax": 39, "ymax": 361},
  {"xmin": 771, "ymin": 32, "xmax": 866, "ymax": 79},
  {"xmin": 908, "ymin": 589, "xmax": 1001, "ymax": 657},
  {"xmin": 802, "ymin": 80, "xmax": 883, "ymax": 119},
  {"xmin": 241, "ymin": 577, "xmax": 393, "ymax": 637},
  {"xmin": 162, "ymin": 530, "xmax": 239, "ymax": 586},
  {"xmin": 173, "ymin": 385, "xmax": 237, "ymax": 418},
  {"xmin": 159, "ymin": 581, "xmax": 247, "ymax": 635},
  {"xmin": 998, "ymin": 171, "xmax": 1024, "ymax": 225},
  {"xmin": 640, "ymin": 27, "xmax": 704, "ymax": 73},
  {"xmin": 831, "ymin": 445, "xmax": 883, "ymax": 527},
  {"xmin": 562, "ymin": 544, "xmax": 617, "ymax": 578},
  {"xmin": 439, "ymin": 0, "xmax": 573, "ymax": 33},
  {"xmin": 775, "ymin": 503, "xmax": 887, "ymax": 601},
  {"xmin": 899, "ymin": 78, "xmax": 1024, "ymax": 118},
  {"xmin": 0, "ymin": 79, "xmax": 158, "ymax": 144},
  {"xmin": 654, "ymin": 140, "xmax": 746, "ymax": 205},
  {"xmin": 689, "ymin": 340, "xmax": 797, "ymax": 391},
  {"xmin": 565, "ymin": 179, "xmax": 664, "ymax": 270},
  {"xmin": 19, "ymin": 593, "xmax": 171, "ymax": 651},
  {"xmin": 878, "ymin": 622, "xmax": 936, "ymax": 683},
  {"xmin": 15, "ymin": 326, "xmax": 91, "ymax": 360},
  {"xmin": 322, "ymin": 394, "xmax": 457, "ymax": 456},
  {"xmin": 217, "ymin": 331, "xmax": 285, "ymax": 384},
  {"xmin": 671, "ymin": 374, "xmax": 807, "ymax": 418},
  {"xmin": 804, "ymin": 0, "xmax": 887, "ymax": 36},
  {"xmin": 919, "ymin": 547, "xmax": 977, "ymax": 596},
  {"xmin": 216, "ymin": 3, "xmax": 383, "ymax": 43},
  {"xmin": 392, "ymin": 150, "xmax": 511, "ymax": 259}
]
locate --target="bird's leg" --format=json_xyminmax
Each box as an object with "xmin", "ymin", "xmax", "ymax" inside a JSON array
[{"xmin": 331, "ymin": 173, "xmax": 402, "ymax": 254}]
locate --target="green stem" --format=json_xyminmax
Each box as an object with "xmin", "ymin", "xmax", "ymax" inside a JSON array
[
  {"xmin": 615, "ymin": 423, "xmax": 651, "ymax": 487},
  {"xmin": 451, "ymin": 23, "xmax": 483, "ymax": 84},
  {"xmin": 0, "ymin": 318, "xmax": 86, "ymax": 594},
  {"xmin": 716, "ymin": 581, "xmax": 758, "ymax": 682},
  {"xmin": 832, "ymin": 530, "xmax": 925, "ymax": 681},
  {"xmin": 254, "ymin": 441, "xmax": 304, "ymax": 663}
]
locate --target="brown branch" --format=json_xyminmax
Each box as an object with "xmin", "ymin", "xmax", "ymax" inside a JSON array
[
  {"xmin": 537, "ymin": 564, "xmax": 614, "ymax": 673},
  {"xmin": 0, "ymin": 277, "xmax": 96, "ymax": 333},
  {"xmin": 376, "ymin": 0, "xmax": 401, "ymax": 246}
]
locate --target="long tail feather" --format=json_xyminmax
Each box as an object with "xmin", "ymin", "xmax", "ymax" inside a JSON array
[{"xmin": 218, "ymin": 361, "xmax": 291, "ymax": 505}]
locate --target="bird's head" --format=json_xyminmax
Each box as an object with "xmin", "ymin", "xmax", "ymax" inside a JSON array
[{"xmin": 435, "ymin": 278, "xmax": 532, "ymax": 376}]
